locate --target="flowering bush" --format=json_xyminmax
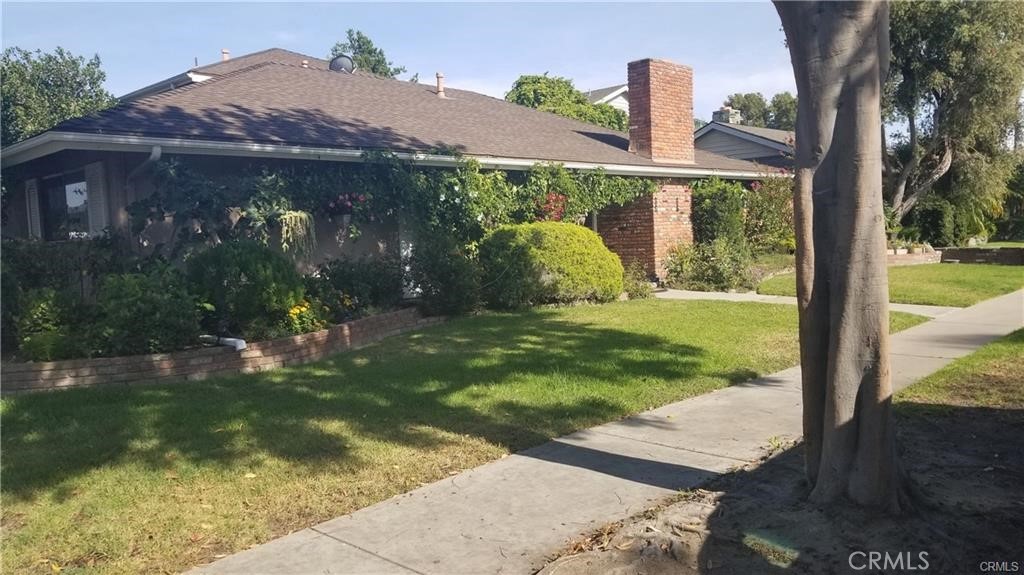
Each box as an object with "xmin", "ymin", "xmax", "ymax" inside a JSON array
[{"xmin": 282, "ymin": 300, "xmax": 328, "ymax": 335}]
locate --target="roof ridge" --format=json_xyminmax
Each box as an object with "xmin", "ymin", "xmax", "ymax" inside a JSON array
[{"xmin": 191, "ymin": 47, "xmax": 327, "ymax": 73}]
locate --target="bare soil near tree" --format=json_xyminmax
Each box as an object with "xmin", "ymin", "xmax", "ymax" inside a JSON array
[{"xmin": 539, "ymin": 331, "xmax": 1024, "ymax": 575}]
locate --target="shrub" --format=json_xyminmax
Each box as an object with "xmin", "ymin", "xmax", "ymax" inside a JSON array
[
  {"xmin": 91, "ymin": 267, "xmax": 202, "ymax": 356},
  {"xmin": 912, "ymin": 199, "xmax": 956, "ymax": 247},
  {"xmin": 409, "ymin": 235, "xmax": 481, "ymax": 316},
  {"xmin": 478, "ymin": 222, "xmax": 624, "ymax": 309},
  {"xmin": 306, "ymin": 254, "xmax": 403, "ymax": 322},
  {"xmin": 15, "ymin": 288, "xmax": 88, "ymax": 361},
  {"xmin": 186, "ymin": 241, "xmax": 304, "ymax": 338},
  {"xmin": 622, "ymin": 260, "xmax": 653, "ymax": 300},
  {"xmin": 665, "ymin": 239, "xmax": 753, "ymax": 292},
  {"xmin": 744, "ymin": 177, "xmax": 795, "ymax": 253},
  {"xmin": 691, "ymin": 177, "xmax": 747, "ymax": 246}
]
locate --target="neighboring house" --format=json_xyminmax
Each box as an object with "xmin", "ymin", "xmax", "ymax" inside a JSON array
[
  {"xmin": 2, "ymin": 50, "xmax": 765, "ymax": 279},
  {"xmin": 693, "ymin": 120, "xmax": 794, "ymax": 168},
  {"xmin": 587, "ymin": 86, "xmax": 794, "ymax": 169},
  {"xmin": 584, "ymin": 84, "xmax": 629, "ymax": 113}
]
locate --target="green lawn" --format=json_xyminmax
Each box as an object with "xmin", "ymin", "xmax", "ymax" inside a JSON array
[
  {"xmin": 0, "ymin": 300, "xmax": 926, "ymax": 575},
  {"xmin": 982, "ymin": 241, "xmax": 1024, "ymax": 248},
  {"xmin": 758, "ymin": 263, "xmax": 1023, "ymax": 307},
  {"xmin": 898, "ymin": 328, "xmax": 1024, "ymax": 410}
]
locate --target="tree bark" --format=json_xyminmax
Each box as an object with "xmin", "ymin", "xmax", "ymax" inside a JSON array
[{"xmin": 775, "ymin": 1, "xmax": 908, "ymax": 512}]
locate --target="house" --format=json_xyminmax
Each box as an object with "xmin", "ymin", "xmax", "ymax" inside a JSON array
[
  {"xmin": 583, "ymin": 84, "xmax": 629, "ymax": 113},
  {"xmin": 693, "ymin": 117, "xmax": 793, "ymax": 168},
  {"xmin": 587, "ymin": 85, "xmax": 793, "ymax": 168},
  {"xmin": 1, "ymin": 50, "xmax": 766, "ymax": 278}
]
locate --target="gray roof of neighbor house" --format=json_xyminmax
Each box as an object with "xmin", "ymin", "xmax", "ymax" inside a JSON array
[
  {"xmin": 695, "ymin": 121, "xmax": 794, "ymax": 147},
  {"xmin": 45, "ymin": 60, "xmax": 762, "ymax": 172},
  {"xmin": 584, "ymin": 84, "xmax": 627, "ymax": 104}
]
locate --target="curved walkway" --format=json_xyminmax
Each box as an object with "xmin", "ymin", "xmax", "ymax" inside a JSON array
[
  {"xmin": 190, "ymin": 290, "xmax": 1023, "ymax": 575},
  {"xmin": 655, "ymin": 288, "xmax": 960, "ymax": 318}
]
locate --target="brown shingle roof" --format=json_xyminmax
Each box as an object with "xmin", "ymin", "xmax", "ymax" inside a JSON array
[
  {"xmin": 192, "ymin": 48, "xmax": 331, "ymax": 75},
  {"xmin": 57, "ymin": 57, "xmax": 762, "ymax": 172}
]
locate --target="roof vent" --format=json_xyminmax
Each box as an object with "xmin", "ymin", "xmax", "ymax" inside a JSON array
[
  {"xmin": 301, "ymin": 60, "xmax": 309, "ymax": 68},
  {"xmin": 221, "ymin": 49, "xmax": 230, "ymax": 62},
  {"xmin": 329, "ymin": 54, "xmax": 356, "ymax": 74},
  {"xmin": 436, "ymin": 72, "xmax": 446, "ymax": 98}
]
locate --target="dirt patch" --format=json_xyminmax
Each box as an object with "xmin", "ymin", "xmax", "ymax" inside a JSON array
[{"xmin": 539, "ymin": 405, "xmax": 1023, "ymax": 574}]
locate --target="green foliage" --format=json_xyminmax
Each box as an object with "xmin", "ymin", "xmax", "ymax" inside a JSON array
[
  {"xmin": 409, "ymin": 235, "xmax": 481, "ymax": 316},
  {"xmin": 505, "ymin": 74, "xmax": 628, "ymax": 132},
  {"xmin": 306, "ymin": 254, "xmax": 404, "ymax": 322},
  {"xmin": 92, "ymin": 267, "xmax": 202, "ymax": 356},
  {"xmin": 185, "ymin": 242, "xmax": 305, "ymax": 338},
  {"xmin": 725, "ymin": 93, "xmax": 769, "ymax": 127},
  {"xmin": 724, "ymin": 91, "xmax": 797, "ymax": 130},
  {"xmin": 744, "ymin": 177, "xmax": 795, "ymax": 254},
  {"xmin": 0, "ymin": 236, "xmax": 128, "ymax": 298},
  {"xmin": 622, "ymin": 261, "xmax": 653, "ymax": 300},
  {"xmin": 479, "ymin": 222, "xmax": 624, "ymax": 309},
  {"xmin": 1, "ymin": 47, "xmax": 116, "ymax": 146},
  {"xmin": 691, "ymin": 177, "xmax": 747, "ymax": 247},
  {"xmin": 886, "ymin": 1, "xmax": 1024, "ymax": 222},
  {"xmin": 329, "ymin": 29, "xmax": 407, "ymax": 78},
  {"xmin": 15, "ymin": 288, "xmax": 86, "ymax": 361},
  {"xmin": 280, "ymin": 300, "xmax": 328, "ymax": 336},
  {"xmin": 665, "ymin": 239, "xmax": 753, "ymax": 292},
  {"xmin": 912, "ymin": 198, "xmax": 957, "ymax": 247},
  {"xmin": 136, "ymin": 155, "xmax": 656, "ymax": 261},
  {"xmin": 768, "ymin": 92, "xmax": 798, "ymax": 131}
]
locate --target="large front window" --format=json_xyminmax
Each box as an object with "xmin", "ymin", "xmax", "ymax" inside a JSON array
[{"xmin": 41, "ymin": 171, "xmax": 90, "ymax": 240}]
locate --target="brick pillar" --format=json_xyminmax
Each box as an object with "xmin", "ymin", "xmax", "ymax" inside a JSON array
[
  {"xmin": 627, "ymin": 59, "xmax": 695, "ymax": 164},
  {"xmin": 597, "ymin": 178, "xmax": 693, "ymax": 281}
]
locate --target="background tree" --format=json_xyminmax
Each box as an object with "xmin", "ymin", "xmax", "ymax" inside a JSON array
[
  {"xmin": 776, "ymin": 1, "xmax": 906, "ymax": 510},
  {"xmin": 768, "ymin": 92, "xmax": 797, "ymax": 130},
  {"xmin": 505, "ymin": 74, "xmax": 628, "ymax": 132},
  {"xmin": 724, "ymin": 92, "xmax": 769, "ymax": 127},
  {"xmin": 723, "ymin": 91, "xmax": 797, "ymax": 130},
  {"xmin": 884, "ymin": 1, "xmax": 1024, "ymax": 221},
  {"xmin": 1, "ymin": 47, "xmax": 115, "ymax": 146},
  {"xmin": 330, "ymin": 29, "xmax": 407, "ymax": 78}
]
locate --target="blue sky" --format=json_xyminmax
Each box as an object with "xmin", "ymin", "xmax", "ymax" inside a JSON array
[{"xmin": 2, "ymin": 2, "xmax": 795, "ymax": 120}]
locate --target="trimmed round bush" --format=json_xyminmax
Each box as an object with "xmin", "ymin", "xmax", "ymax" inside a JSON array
[
  {"xmin": 479, "ymin": 222, "xmax": 624, "ymax": 309},
  {"xmin": 186, "ymin": 241, "xmax": 304, "ymax": 337}
]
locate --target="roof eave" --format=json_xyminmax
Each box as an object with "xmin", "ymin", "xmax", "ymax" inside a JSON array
[{"xmin": 1, "ymin": 131, "xmax": 768, "ymax": 179}]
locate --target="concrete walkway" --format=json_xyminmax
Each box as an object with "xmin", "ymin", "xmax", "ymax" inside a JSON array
[
  {"xmin": 190, "ymin": 290, "xmax": 1023, "ymax": 575},
  {"xmin": 656, "ymin": 288, "xmax": 961, "ymax": 318}
]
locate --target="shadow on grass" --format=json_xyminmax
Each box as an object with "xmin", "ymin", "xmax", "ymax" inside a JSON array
[{"xmin": 2, "ymin": 310, "xmax": 709, "ymax": 498}]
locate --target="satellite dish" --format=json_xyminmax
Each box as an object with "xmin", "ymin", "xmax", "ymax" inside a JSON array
[{"xmin": 329, "ymin": 54, "xmax": 355, "ymax": 74}]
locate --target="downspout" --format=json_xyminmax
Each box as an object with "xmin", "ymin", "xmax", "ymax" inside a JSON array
[
  {"xmin": 127, "ymin": 145, "xmax": 162, "ymax": 182},
  {"xmin": 199, "ymin": 335, "xmax": 247, "ymax": 351}
]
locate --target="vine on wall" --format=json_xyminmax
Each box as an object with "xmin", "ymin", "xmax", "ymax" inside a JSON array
[{"xmin": 127, "ymin": 152, "xmax": 659, "ymax": 257}]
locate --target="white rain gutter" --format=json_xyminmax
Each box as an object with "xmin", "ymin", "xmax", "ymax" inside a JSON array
[
  {"xmin": 127, "ymin": 145, "xmax": 162, "ymax": 181},
  {"xmin": 1, "ymin": 131, "xmax": 772, "ymax": 180}
]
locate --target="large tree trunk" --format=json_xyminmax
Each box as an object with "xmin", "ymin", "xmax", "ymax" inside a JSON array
[{"xmin": 776, "ymin": 1, "xmax": 908, "ymax": 512}]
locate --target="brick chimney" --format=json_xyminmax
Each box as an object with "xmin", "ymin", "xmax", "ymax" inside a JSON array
[{"xmin": 627, "ymin": 58, "xmax": 694, "ymax": 164}]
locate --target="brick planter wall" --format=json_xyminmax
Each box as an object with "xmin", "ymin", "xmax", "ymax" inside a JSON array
[
  {"xmin": 1, "ymin": 307, "xmax": 443, "ymax": 394},
  {"xmin": 940, "ymin": 247, "xmax": 1024, "ymax": 265}
]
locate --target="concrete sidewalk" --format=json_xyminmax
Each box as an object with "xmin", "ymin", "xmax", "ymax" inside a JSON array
[
  {"xmin": 655, "ymin": 288, "xmax": 961, "ymax": 318},
  {"xmin": 190, "ymin": 290, "xmax": 1023, "ymax": 575}
]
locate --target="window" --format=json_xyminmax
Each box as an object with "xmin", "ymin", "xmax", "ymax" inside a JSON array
[{"xmin": 41, "ymin": 171, "xmax": 90, "ymax": 240}]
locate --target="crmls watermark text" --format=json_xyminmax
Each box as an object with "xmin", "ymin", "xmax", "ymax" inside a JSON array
[
  {"xmin": 980, "ymin": 561, "xmax": 1020, "ymax": 572},
  {"xmin": 849, "ymin": 551, "xmax": 930, "ymax": 571}
]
